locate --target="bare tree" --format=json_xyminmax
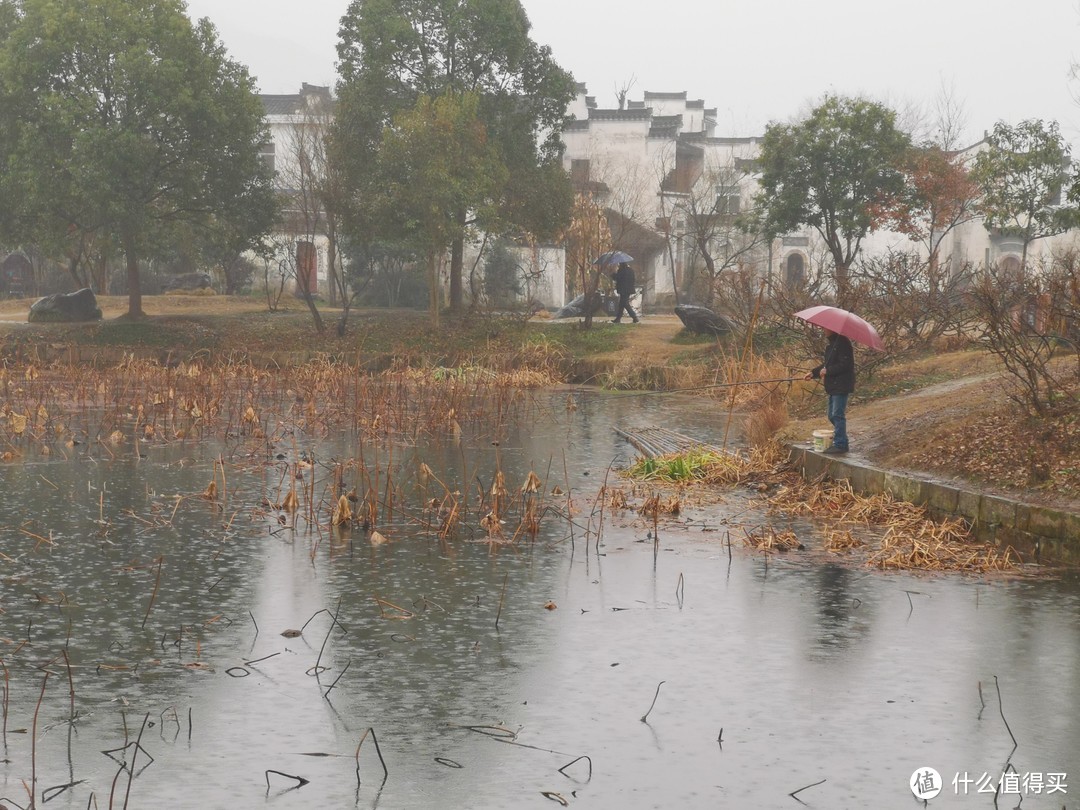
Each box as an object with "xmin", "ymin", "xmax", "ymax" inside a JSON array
[
  {"xmin": 657, "ymin": 148, "xmax": 766, "ymax": 308},
  {"xmin": 848, "ymin": 249, "xmax": 973, "ymax": 357},
  {"xmin": 562, "ymin": 192, "xmax": 611, "ymax": 329},
  {"xmin": 614, "ymin": 76, "xmax": 637, "ymax": 111},
  {"xmin": 259, "ymin": 232, "xmax": 290, "ymax": 313},
  {"xmin": 967, "ymin": 258, "xmax": 1074, "ymax": 415},
  {"xmin": 275, "ymin": 89, "xmax": 349, "ymax": 333}
]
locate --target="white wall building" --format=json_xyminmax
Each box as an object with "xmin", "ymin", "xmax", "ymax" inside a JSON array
[
  {"xmin": 259, "ymin": 83, "xmax": 336, "ymax": 297},
  {"xmin": 562, "ymin": 85, "xmax": 1080, "ymax": 309}
]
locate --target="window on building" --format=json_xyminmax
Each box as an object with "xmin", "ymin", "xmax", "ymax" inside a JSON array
[
  {"xmin": 260, "ymin": 142, "xmax": 276, "ymax": 175},
  {"xmin": 715, "ymin": 184, "xmax": 740, "ymax": 215}
]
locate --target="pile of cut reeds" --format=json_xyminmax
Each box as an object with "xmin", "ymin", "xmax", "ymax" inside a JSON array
[
  {"xmin": 766, "ymin": 476, "xmax": 1019, "ymax": 573},
  {"xmin": 743, "ymin": 527, "xmax": 803, "ymax": 552}
]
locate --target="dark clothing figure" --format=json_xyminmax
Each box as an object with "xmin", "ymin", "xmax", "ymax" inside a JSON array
[
  {"xmin": 611, "ymin": 262, "xmax": 638, "ymax": 323},
  {"xmin": 811, "ymin": 333, "xmax": 855, "ymax": 394},
  {"xmin": 809, "ymin": 332, "xmax": 855, "ymax": 452}
]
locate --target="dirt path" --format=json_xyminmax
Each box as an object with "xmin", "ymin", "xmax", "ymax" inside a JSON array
[{"xmin": 587, "ymin": 314, "xmax": 699, "ymax": 364}]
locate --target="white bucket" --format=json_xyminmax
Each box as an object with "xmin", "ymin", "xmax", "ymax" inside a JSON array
[{"xmin": 812, "ymin": 429, "xmax": 833, "ymax": 452}]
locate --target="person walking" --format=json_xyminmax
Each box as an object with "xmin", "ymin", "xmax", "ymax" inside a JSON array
[
  {"xmin": 803, "ymin": 328, "xmax": 854, "ymax": 454},
  {"xmin": 610, "ymin": 261, "xmax": 639, "ymax": 323}
]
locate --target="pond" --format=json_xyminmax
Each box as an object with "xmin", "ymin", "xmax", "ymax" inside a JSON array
[{"xmin": 0, "ymin": 388, "xmax": 1077, "ymax": 809}]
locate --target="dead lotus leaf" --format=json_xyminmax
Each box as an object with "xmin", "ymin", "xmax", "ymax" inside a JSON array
[
  {"xmin": 370, "ymin": 530, "xmax": 390, "ymax": 546},
  {"xmin": 332, "ymin": 494, "xmax": 352, "ymax": 526},
  {"xmin": 281, "ymin": 490, "xmax": 299, "ymax": 512},
  {"xmin": 521, "ymin": 471, "xmax": 542, "ymax": 494},
  {"xmin": 281, "ymin": 629, "xmax": 302, "ymax": 638}
]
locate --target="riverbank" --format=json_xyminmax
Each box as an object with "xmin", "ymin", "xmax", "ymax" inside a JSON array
[{"xmin": 0, "ymin": 293, "xmax": 1076, "ymax": 526}]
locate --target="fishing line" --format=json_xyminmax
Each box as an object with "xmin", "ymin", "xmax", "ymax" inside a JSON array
[{"xmin": 576, "ymin": 376, "xmax": 802, "ymax": 399}]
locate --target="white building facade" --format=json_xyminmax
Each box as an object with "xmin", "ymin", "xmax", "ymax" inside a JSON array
[
  {"xmin": 259, "ymin": 83, "xmax": 336, "ymax": 297},
  {"xmin": 562, "ymin": 85, "xmax": 1080, "ymax": 309}
]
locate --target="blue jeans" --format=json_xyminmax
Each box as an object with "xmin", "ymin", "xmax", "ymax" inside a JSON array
[{"xmin": 827, "ymin": 393, "xmax": 849, "ymax": 449}]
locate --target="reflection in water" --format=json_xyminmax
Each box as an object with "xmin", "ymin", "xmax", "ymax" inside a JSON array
[
  {"xmin": 811, "ymin": 563, "xmax": 868, "ymax": 654},
  {"xmin": 0, "ymin": 390, "xmax": 1077, "ymax": 809}
]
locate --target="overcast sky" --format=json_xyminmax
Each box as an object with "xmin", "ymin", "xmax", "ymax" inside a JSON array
[{"xmin": 183, "ymin": 0, "xmax": 1080, "ymax": 147}]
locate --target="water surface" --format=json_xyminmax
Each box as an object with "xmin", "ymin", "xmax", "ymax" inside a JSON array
[{"xmin": 0, "ymin": 390, "xmax": 1076, "ymax": 809}]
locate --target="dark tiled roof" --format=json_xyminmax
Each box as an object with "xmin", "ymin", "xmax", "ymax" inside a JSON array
[
  {"xmin": 260, "ymin": 84, "xmax": 333, "ymax": 117},
  {"xmin": 644, "ymin": 90, "xmax": 687, "ymax": 101},
  {"xmin": 588, "ymin": 108, "xmax": 653, "ymax": 122},
  {"xmin": 706, "ymin": 136, "xmax": 759, "ymax": 146},
  {"xmin": 649, "ymin": 124, "xmax": 680, "ymax": 139},
  {"xmin": 687, "ymin": 99, "xmax": 705, "ymax": 108},
  {"xmin": 261, "ymin": 95, "xmax": 302, "ymax": 116}
]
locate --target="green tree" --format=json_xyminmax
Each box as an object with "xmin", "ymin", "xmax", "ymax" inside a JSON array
[
  {"xmin": 756, "ymin": 95, "xmax": 911, "ymax": 302},
  {"xmin": 972, "ymin": 119, "xmax": 1077, "ymax": 271},
  {"xmin": 191, "ymin": 179, "xmax": 280, "ymax": 295},
  {"xmin": 333, "ymin": 0, "xmax": 575, "ymax": 315},
  {"xmin": 0, "ymin": 0, "xmax": 275, "ymax": 318},
  {"xmin": 370, "ymin": 92, "xmax": 506, "ymax": 326}
]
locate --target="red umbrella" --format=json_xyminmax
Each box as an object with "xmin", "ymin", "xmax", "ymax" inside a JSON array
[{"xmin": 794, "ymin": 305, "xmax": 885, "ymax": 351}]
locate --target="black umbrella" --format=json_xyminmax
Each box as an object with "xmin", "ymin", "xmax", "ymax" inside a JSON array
[{"xmin": 593, "ymin": 250, "xmax": 633, "ymax": 266}]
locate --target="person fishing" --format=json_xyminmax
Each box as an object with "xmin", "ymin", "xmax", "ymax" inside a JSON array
[
  {"xmin": 610, "ymin": 261, "xmax": 639, "ymax": 324},
  {"xmin": 803, "ymin": 327, "xmax": 854, "ymax": 454}
]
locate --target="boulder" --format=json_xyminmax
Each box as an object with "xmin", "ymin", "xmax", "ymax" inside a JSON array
[
  {"xmin": 553, "ymin": 292, "xmax": 606, "ymax": 319},
  {"xmin": 162, "ymin": 272, "xmax": 213, "ymax": 292},
  {"xmin": 674, "ymin": 305, "xmax": 735, "ymax": 336},
  {"xmin": 28, "ymin": 288, "xmax": 102, "ymax": 323}
]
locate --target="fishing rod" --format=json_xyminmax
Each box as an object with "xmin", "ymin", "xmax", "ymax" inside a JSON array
[{"xmin": 581, "ymin": 376, "xmax": 803, "ymax": 399}]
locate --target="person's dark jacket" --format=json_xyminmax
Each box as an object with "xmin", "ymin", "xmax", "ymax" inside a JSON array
[
  {"xmin": 613, "ymin": 263, "xmax": 635, "ymax": 295},
  {"xmin": 811, "ymin": 333, "xmax": 855, "ymax": 394}
]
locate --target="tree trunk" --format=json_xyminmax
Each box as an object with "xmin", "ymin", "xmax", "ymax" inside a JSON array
[
  {"xmin": 301, "ymin": 290, "xmax": 324, "ymax": 332},
  {"xmin": 835, "ymin": 265, "xmax": 851, "ymax": 307},
  {"xmin": 666, "ymin": 229, "xmax": 681, "ymax": 307},
  {"xmin": 67, "ymin": 257, "xmax": 86, "ymax": 290},
  {"xmin": 428, "ymin": 251, "xmax": 440, "ymax": 328},
  {"xmin": 122, "ymin": 231, "xmax": 144, "ymax": 319},
  {"xmin": 825, "ymin": 236, "xmax": 850, "ymax": 305},
  {"xmin": 95, "ymin": 252, "xmax": 108, "ymax": 296},
  {"xmin": 297, "ymin": 268, "xmax": 324, "ymax": 333},
  {"xmin": 327, "ymin": 218, "xmax": 338, "ymax": 307},
  {"xmin": 449, "ymin": 229, "xmax": 465, "ymax": 314}
]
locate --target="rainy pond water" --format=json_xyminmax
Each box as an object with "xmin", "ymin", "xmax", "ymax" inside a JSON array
[{"xmin": 1, "ymin": 388, "xmax": 1078, "ymax": 810}]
